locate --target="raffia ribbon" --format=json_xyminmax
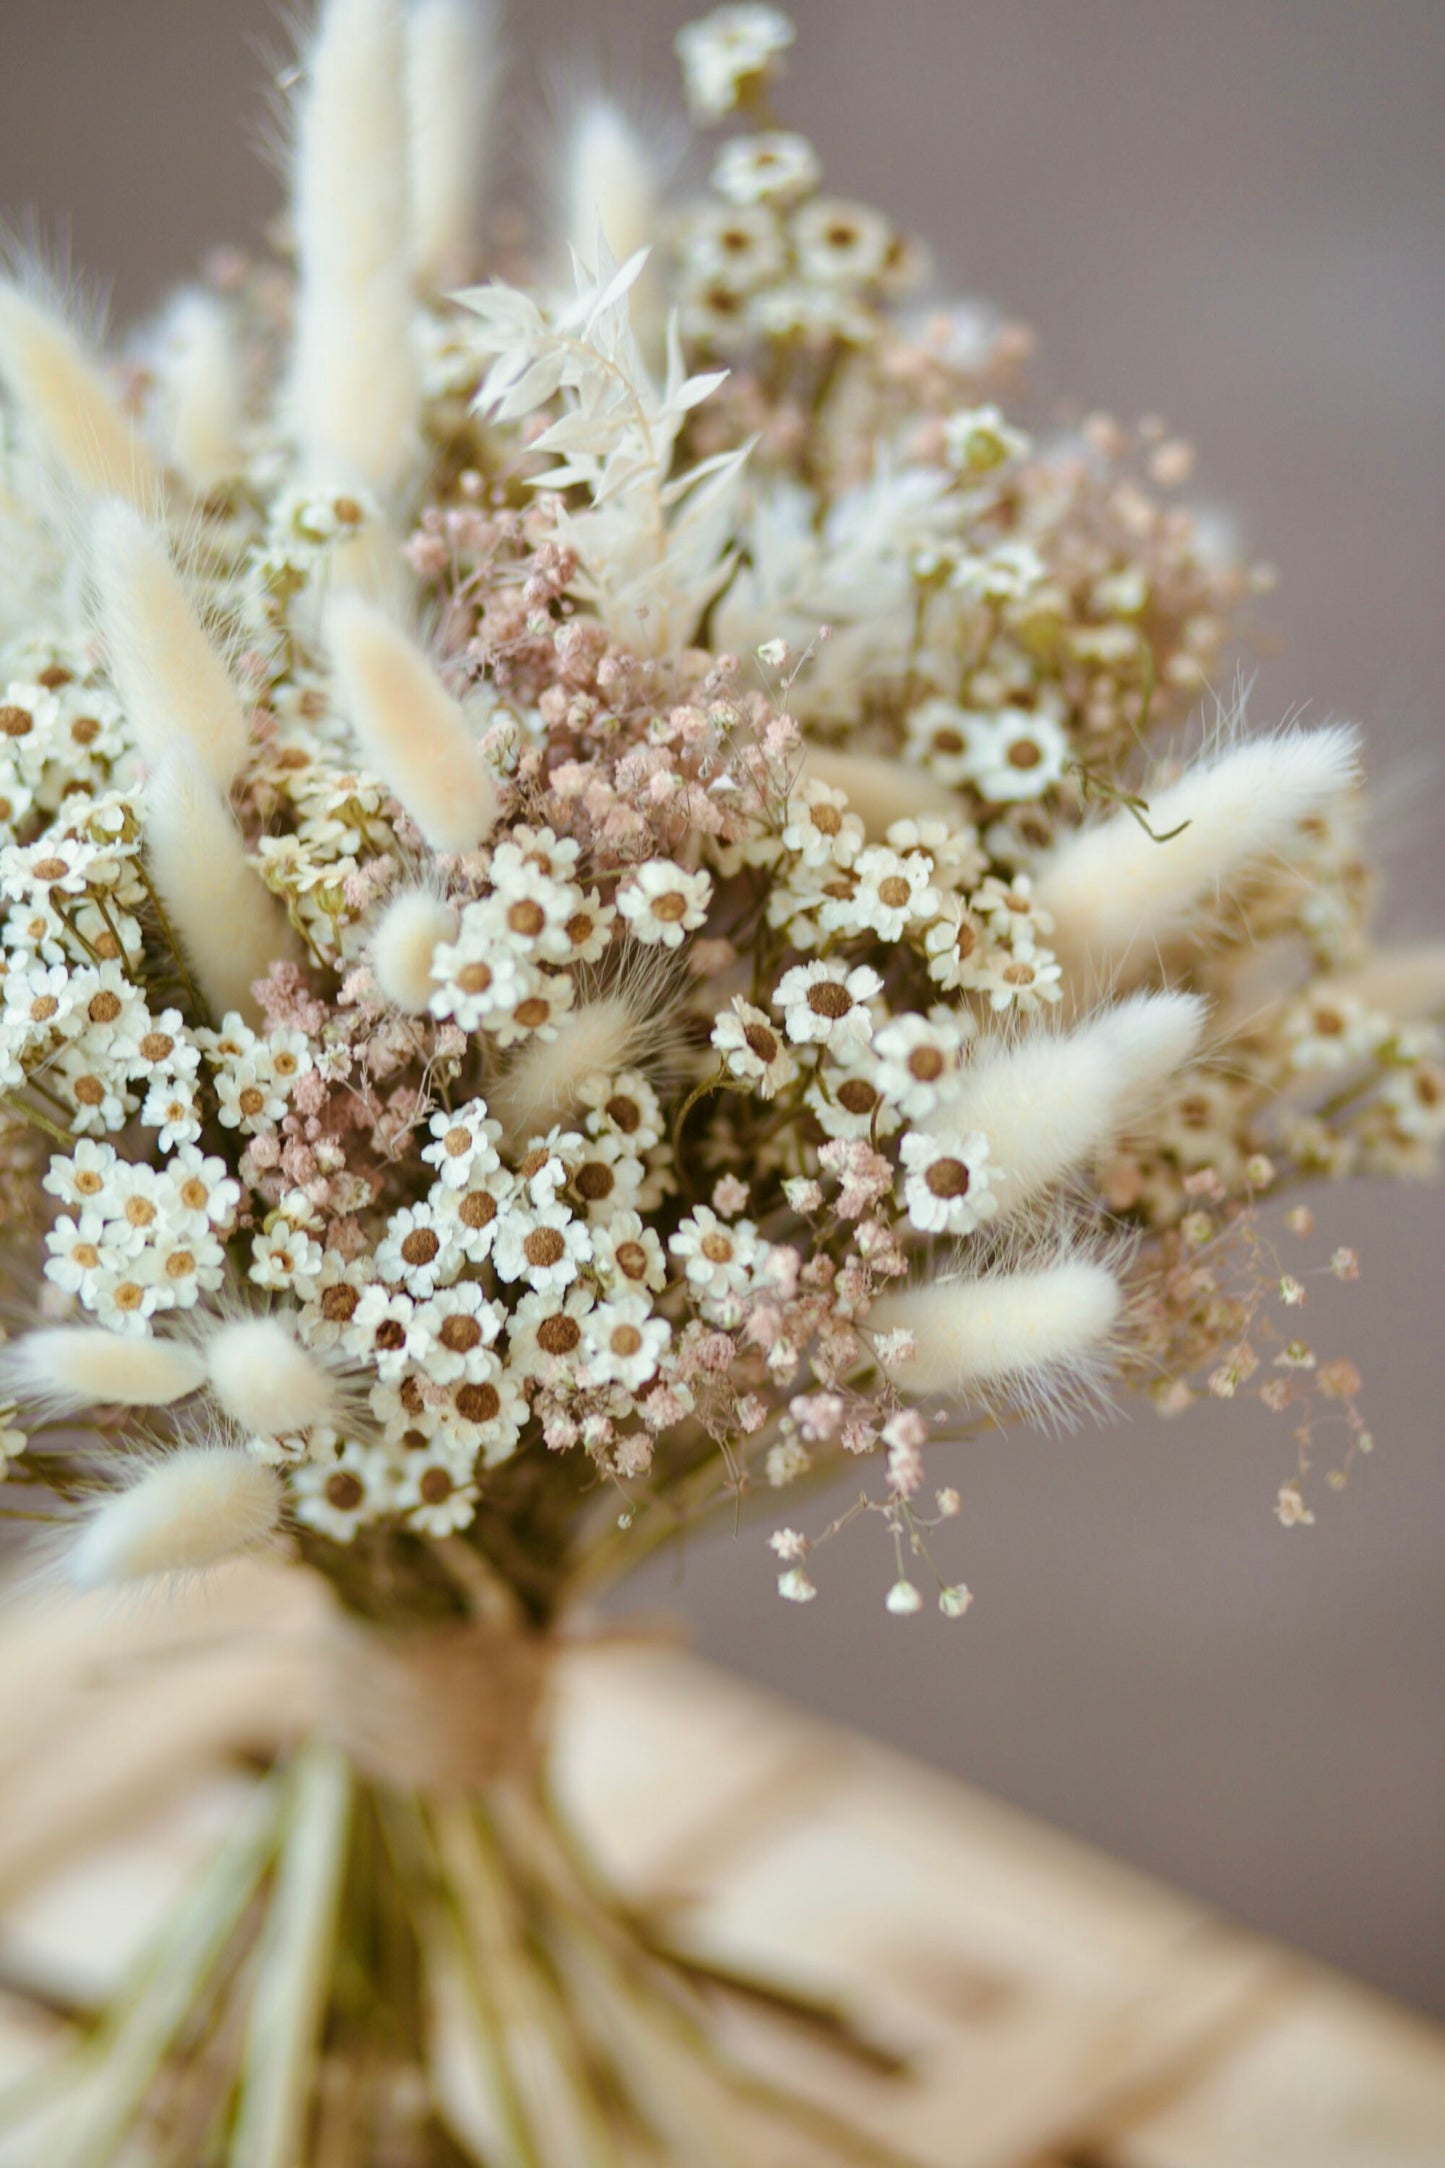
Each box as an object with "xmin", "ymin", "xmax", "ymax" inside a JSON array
[{"xmin": 319, "ymin": 1612, "xmax": 552, "ymax": 1795}]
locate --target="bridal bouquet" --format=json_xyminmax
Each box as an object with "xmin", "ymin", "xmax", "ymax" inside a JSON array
[{"xmin": 0, "ymin": 1, "xmax": 1436, "ymax": 2158}]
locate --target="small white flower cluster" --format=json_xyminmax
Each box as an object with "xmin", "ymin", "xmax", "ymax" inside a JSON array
[
  {"xmin": 905, "ymin": 697, "xmax": 1072, "ymax": 806},
  {"xmin": 423, "ymin": 836, "xmax": 710, "ymax": 1043},
  {"xmin": 669, "ymin": 29, "xmax": 921, "ymax": 355},
  {"xmin": 0, "ymin": 672, "xmax": 130, "ymax": 827},
  {"xmin": 752, "ymin": 787, "xmax": 1063, "ymax": 1017},
  {"xmin": 43, "ymin": 1140, "xmax": 239, "ymax": 1331}
]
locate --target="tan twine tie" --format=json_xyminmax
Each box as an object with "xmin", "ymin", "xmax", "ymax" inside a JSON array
[{"xmin": 318, "ymin": 1611, "xmax": 552, "ymax": 1795}]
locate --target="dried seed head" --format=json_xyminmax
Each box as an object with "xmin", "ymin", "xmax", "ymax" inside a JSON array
[
  {"xmin": 204, "ymin": 1316, "xmax": 340, "ymax": 1438},
  {"xmin": 68, "ymin": 1449, "xmax": 282, "ymax": 1588}
]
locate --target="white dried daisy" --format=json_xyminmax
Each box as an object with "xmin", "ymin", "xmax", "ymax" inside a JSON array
[
  {"xmin": 898, "ymin": 1129, "xmax": 997, "ymax": 1236},
  {"xmin": 291, "ymin": 1442, "xmax": 390, "ymax": 1543},
  {"xmin": 375, "ymin": 1200, "xmax": 460, "ymax": 1298},
  {"xmin": 872, "ymin": 1014, "xmax": 965, "ymax": 1121},
  {"xmin": 904, "ymin": 698, "xmax": 998, "ymax": 789},
  {"xmin": 847, "ymin": 845, "xmax": 941, "ymax": 941},
  {"xmin": 773, "ymin": 959, "xmax": 882, "ymax": 1052},
  {"xmin": 590, "ymin": 1211, "xmax": 668, "ymax": 1295},
  {"xmin": 617, "ymin": 860, "xmax": 712, "ymax": 948},
  {"xmin": 780, "ymin": 779, "xmax": 865, "ymax": 870},
  {"xmin": 395, "ymin": 1453, "xmax": 479, "ymax": 1537},
  {"xmin": 492, "ymin": 1198, "xmax": 592, "ymax": 1293},
  {"xmin": 429, "ymin": 909, "xmax": 535, "ymax": 1029},
  {"xmin": 579, "ymin": 1070, "xmax": 666, "ymax": 1152},
  {"xmin": 675, "ymin": 5, "xmax": 794, "ymax": 123},
  {"xmin": 712, "ymin": 996, "xmax": 797, "ymax": 1098},
  {"xmin": 978, "ymin": 947, "xmax": 1064, "ymax": 1014},
  {"xmin": 582, "ymin": 1295, "xmax": 671, "ymax": 1392},
  {"xmin": 670, "ymin": 1205, "xmax": 766, "ymax": 1308},
  {"xmin": 791, "ymin": 198, "xmax": 895, "ymax": 286},
  {"xmin": 508, "ymin": 1285, "xmax": 596, "ymax": 1379},
  {"xmin": 805, "ymin": 1065, "xmax": 898, "ymax": 1143},
  {"xmin": 421, "ymin": 1099, "xmax": 503, "ymax": 1188},
  {"xmin": 679, "ymin": 204, "xmax": 787, "ymax": 294},
  {"xmin": 711, "ymin": 131, "xmax": 820, "ymax": 207},
  {"xmin": 968, "ymin": 710, "xmax": 1070, "ymax": 804},
  {"xmin": 942, "ymin": 404, "xmax": 1032, "ymax": 474}
]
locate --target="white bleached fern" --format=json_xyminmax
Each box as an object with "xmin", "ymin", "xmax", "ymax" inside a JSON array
[{"xmin": 460, "ymin": 246, "xmax": 749, "ymax": 653}]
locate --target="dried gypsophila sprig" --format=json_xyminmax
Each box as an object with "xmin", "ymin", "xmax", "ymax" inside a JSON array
[{"xmin": 0, "ymin": 0, "xmax": 1436, "ymax": 1631}]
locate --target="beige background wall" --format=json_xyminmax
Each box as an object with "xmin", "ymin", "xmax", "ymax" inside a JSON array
[{"xmin": 2, "ymin": 0, "xmax": 1442, "ymax": 2013}]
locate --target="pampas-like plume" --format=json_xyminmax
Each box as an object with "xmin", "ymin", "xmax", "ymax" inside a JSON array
[
  {"xmin": 143, "ymin": 752, "xmax": 300, "ymax": 1025},
  {"xmin": 566, "ymin": 101, "xmax": 657, "ymax": 271},
  {"xmin": 68, "ymin": 1447, "xmax": 282, "ymax": 1588},
  {"xmin": 371, "ymin": 888, "xmax": 457, "ymax": 1011},
  {"xmin": 290, "ymin": 0, "xmax": 419, "ymax": 498},
  {"xmin": 204, "ymin": 1316, "xmax": 340, "ymax": 1438},
  {"xmin": 326, "ymin": 594, "xmax": 499, "ymax": 852},
  {"xmin": 2, "ymin": 1327, "xmax": 206, "ymax": 1413},
  {"xmin": 562, "ymin": 99, "xmax": 667, "ymax": 360},
  {"xmin": 868, "ymin": 1259, "xmax": 1123, "ymax": 1405},
  {"xmin": 407, "ymin": 0, "xmax": 499, "ymax": 288},
  {"xmin": 91, "ymin": 498, "xmax": 250, "ymax": 790},
  {"xmin": 938, "ymin": 992, "xmax": 1207, "ymax": 1218},
  {"xmin": 801, "ymin": 744, "xmax": 962, "ymax": 837},
  {"xmin": 490, "ymin": 992, "xmax": 643, "ymax": 1147},
  {"xmin": 1036, "ymin": 725, "xmax": 1362, "ymax": 985},
  {"xmin": 0, "ymin": 280, "xmax": 161, "ymax": 505},
  {"xmin": 151, "ymin": 289, "xmax": 247, "ymax": 491}
]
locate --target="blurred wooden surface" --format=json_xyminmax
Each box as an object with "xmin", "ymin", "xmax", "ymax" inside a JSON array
[{"xmin": 0, "ymin": 1565, "xmax": 1441, "ymax": 2165}]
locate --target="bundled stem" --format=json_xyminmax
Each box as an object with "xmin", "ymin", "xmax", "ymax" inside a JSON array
[{"xmin": 0, "ymin": 1684, "xmax": 923, "ymax": 2168}]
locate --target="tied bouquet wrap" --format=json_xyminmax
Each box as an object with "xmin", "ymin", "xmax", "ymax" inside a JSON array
[{"xmin": 0, "ymin": 2, "xmax": 1438, "ymax": 2160}]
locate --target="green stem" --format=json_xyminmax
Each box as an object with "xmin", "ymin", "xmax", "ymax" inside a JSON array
[
  {"xmin": 422, "ymin": 1798, "xmax": 549, "ymax": 2168},
  {"xmin": 231, "ymin": 1743, "xmax": 353, "ymax": 2168},
  {"xmin": 0, "ymin": 1775, "xmax": 284, "ymax": 2164},
  {"xmin": 1, "ymin": 1094, "xmax": 74, "ymax": 1147}
]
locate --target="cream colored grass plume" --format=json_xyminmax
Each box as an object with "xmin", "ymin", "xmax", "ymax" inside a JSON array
[
  {"xmin": 558, "ymin": 92, "xmax": 671, "ymax": 359},
  {"xmin": 869, "ymin": 1255, "xmax": 1124, "ymax": 1411},
  {"xmin": 143, "ymin": 752, "xmax": 301, "ymax": 1025},
  {"xmin": 290, "ymin": 0, "xmax": 419, "ymax": 499},
  {"xmin": 0, "ymin": 276, "xmax": 161, "ymax": 506},
  {"xmin": 0, "ymin": 1326, "xmax": 205, "ymax": 1414},
  {"xmin": 90, "ymin": 497, "xmax": 250, "ymax": 790},
  {"xmin": 407, "ymin": 0, "xmax": 500, "ymax": 289},
  {"xmin": 203, "ymin": 1315, "xmax": 343, "ymax": 1439},
  {"xmin": 150, "ymin": 288, "xmax": 248, "ymax": 492},
  {"xmin": 67, "ymin": 1447, "xmax": 283, "ymax": 1589},
  {"xmin": 938, "ymin": 992, "xmax": 1207, "ymax": 1219},
  {"xmin": 565, "ymin": 96, "xmax": 661, "ymax": 282},
  {"xmin": 1037, "ymin": 724, "xmax": 1362, "ymax": 984},
  {"xmin": 326, "ymin": 591, "xmax": 501, "ymax": 852},
  {"xmin": 371, "ymin": 885, "xmax": 459, "ymax": 1011},
  {"xmin": 490, "ymin": 989, "xmax": 647, "ymax": 1146}
]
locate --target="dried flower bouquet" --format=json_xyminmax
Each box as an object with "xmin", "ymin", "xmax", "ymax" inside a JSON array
[{"xmin": 0, "ymin": 0, "xmax": 1438, "ymax": 2158}]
